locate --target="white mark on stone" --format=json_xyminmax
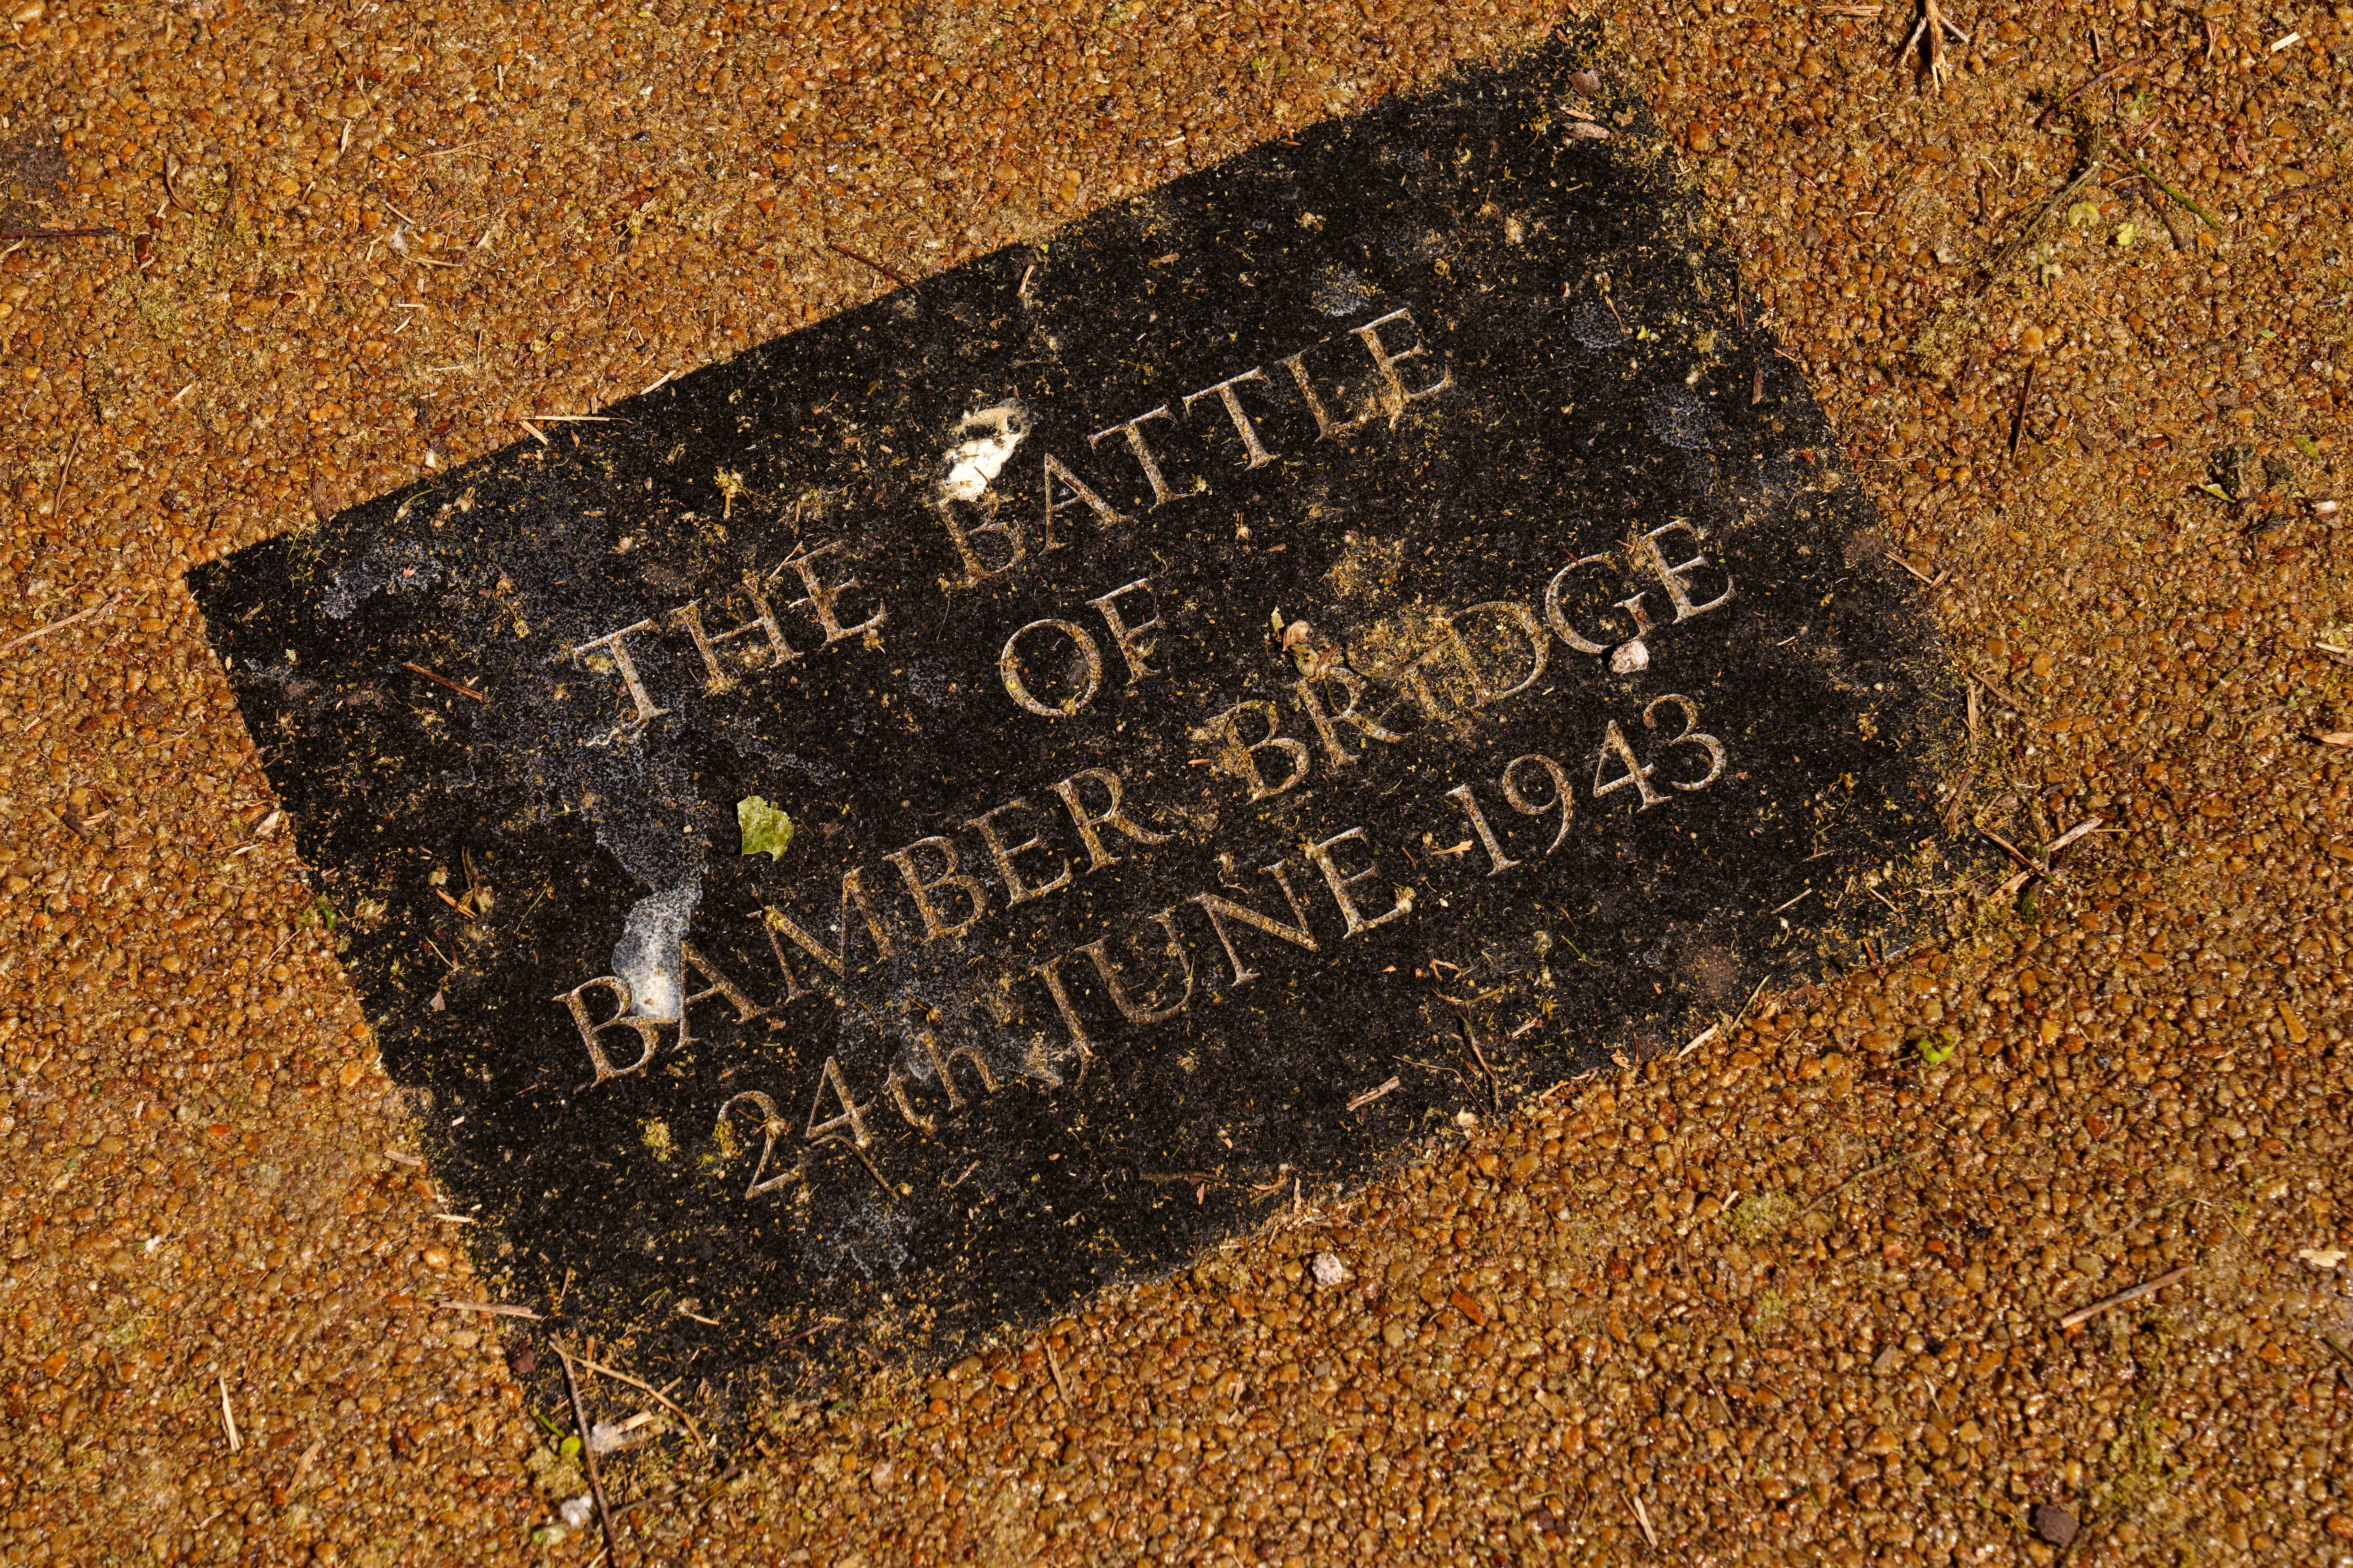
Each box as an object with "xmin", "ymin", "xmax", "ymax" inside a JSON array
[
  {"xmin": 1570, "ymin": 298, "xmax": 1623, "ymax": 349},
  {"xmin": 613, "ymin": 878, "xmax": 700, "ymax": 1022},
  {"xmin": 1311, "ymin": 265, "xmax": 1378, "ymax": 318},
  {"xmin": 938, "ymin": 401, "xmax": 1032, "ymax": 504}
]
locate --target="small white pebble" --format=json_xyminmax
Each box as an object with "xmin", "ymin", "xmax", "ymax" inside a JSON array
[
  {"xmin": 560, "ymin": 1496, "xmax": 593, "ymax": 1529},
  {"xmin": 1312, "ymin": 1252, "xmax": 1348, "ymax": 1288},
  {"xmin": 1610, "ymin": 638, "xmax": 1650, "ymax": 674}
]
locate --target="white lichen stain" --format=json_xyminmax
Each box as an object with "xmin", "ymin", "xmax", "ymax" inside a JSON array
[{"xmin": 938, "ymin": 401, "xmax": 1031, "ymax": 503}]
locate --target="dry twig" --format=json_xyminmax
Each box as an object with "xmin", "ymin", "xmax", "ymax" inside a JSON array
[
  {"xmin": 552, "ymin": 1338, "xmax": 625, "ymax": 1568},
  {"xmin": 401, "ymin": 661, "xmax": 488, "ymax": 702},
  {"xmin": 2037, "ymin": 55, "xmax": 2160, "ymax": 129},
  {"xmin": 825, "ymin": 239, "xmax": 915, "ymax": 291},
  {"xmin": 3, "ymin": 590, "xmax": 123, "ymax": 655},
  {"xmin": 1674, "ymin": 1023, "xmax": 1720, "ymax": 1062},
  {"xmin": 1899, "ymin": 0, "xmax": 1970, "ymax": 88},
  {"xmin": 1978, "ymin": 824, "xmax": 2036, "ymax": 870},
  {"xmin": 1630, "ymin": 1489, "xmax": 1660, "ymax": 1549},
  {"xmin": 1809, "ymin": 1148, "xmax": 1925, "ymax": 1210},
  {"xmin": 573, "ymin": 1351, "xmax": 712, "ymax": 1452},
  {"xmin": 48, "ymin": 425, "xmax": 83, "ymax": 523},
  {"xmin": 1981, "ymin": 128, "xmax": 2110, "ymax": 298},
  {"xmin": 2045, "ymin": 816, "xmax": 2105, "ymax": 856},
  {"xmin": 2059, "ymin": 1265, "xmax": 2192, "ymax": 1329},
  {"xmin": 1451, "ymin": 1014, "xmax": 1504, "ymax": 1112},
  {"xmin": 2125, "ymin": 156, "xmax": 2221, "ymax": 229}
]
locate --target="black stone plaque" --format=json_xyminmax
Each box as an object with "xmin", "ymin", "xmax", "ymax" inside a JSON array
[{"xmin": 192, "ymin": 32, "xmax": 1964, "ymax": 1390}]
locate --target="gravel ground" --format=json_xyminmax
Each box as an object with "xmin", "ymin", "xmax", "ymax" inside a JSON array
[{"xmin": 1, "ymin": 0, "xmax": 2348, "ymax": 1564}]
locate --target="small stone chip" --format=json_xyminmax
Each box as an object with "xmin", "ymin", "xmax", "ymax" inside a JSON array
[
  {"xmin": 1311, "ymin": 1251, "xmax": 1347, "ymax": 1288},
  {"xmin": 2031, "ymin": 1503, "xmax": 2080, "ymax": 1547}
]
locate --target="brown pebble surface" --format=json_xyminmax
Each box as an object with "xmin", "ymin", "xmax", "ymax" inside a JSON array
[{"xmin": 0, "ymin": 0, "xmax": 2347, "ymax": 1564}]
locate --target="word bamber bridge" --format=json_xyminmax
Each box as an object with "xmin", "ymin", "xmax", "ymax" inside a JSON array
[{"xmin": 195, "ymin": 37, "xmax": 1957, "ymax": 1382}]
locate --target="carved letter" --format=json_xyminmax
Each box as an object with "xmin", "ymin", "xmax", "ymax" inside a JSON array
[
  {"xmin": 672, "ymin": 569, "xmax": 797, "ymax": 691},
  {"xmin": 1181, "ymin": 368, "xmax": 1277, "ymax": 469},
  {"xmin": 1293, "ymin": 667, "xmax": 1410, "ymax": 767},
  {"xmin": 1390, "ymin": 644, "xmax": 1465, "ymax": 727},
  {"xmin": 1189, "ymin": 860, "xmax": 1319, "ymax": 986},
  {"xmin": 916, "ymin": 1027, "xmax": 1000, "ymax": 1109},
  {"xmin": 1203, "ymin": 700, "xmax": 1309, "ymax": 801},
  {"xmin": 884, "ymin": 1066, "xmax": 934, "ymax": 1132},
  {"xmin": 1445, "ymin": 600, "xmax": 1549, "ymax": 705},
  {"xmin": 717, "ymin": 1091, "xmax": 804, "ymax": 1197},
  {"xmin": 1086, "ymin": 576, "xmax": 1165, "ymax": 687},
  {"xmin": 805, "ymin": 1056, "xmax": 872, "ymax": 1147},
  {"xmin": 1501, "ymin": 753, "xmax": 1577, "ymax": 854},
  {"xmin": 1646, "ymin": 692, "xmax": 1729, "ymax": 792},
  {"xmin": 1026, "ymin": 952, "xmax": 1095, "ymax": 1088},
  {"xmin": 1050, "ymin": 767, "xmax": 1171, "ymax": 872},
  {"xmin": 1000, "ymin": 617, "xmax": 1104, "ymax": 718},
  {"xmin": 1039, "ymin": 452, "xmax": 1129, "ymax": 552},
  {"xmin": 1303, "ymin": 827, "xmax": 1416, "ymax": 938},
  {"xmin": 1542, "ymin": 553, "xmax": 1621, "ymax": 656},
  {"xmin": 760, "ymin": 870, "xmax": 897, "ymax": 1000},
  {"xmin": 1613, "ymin": 589, "xmax": 1657, "ymax": 640},
  {"xmin": 1593, "ymin": 720, "xmax": 1667, "ymax": 809},
  {"xmin": 966, "ymin": 797, "xmax": 1072, "ymax": 907},
  {"xmin": 783, "ymin": 541, "xmax": 887, "ymax": 645},
  {"xmin": 675, "ymin": 941, "xmax": 767, "ymax": 1050},
  {"xmin": 1077, "ymin": 906, "xmax": 1195, "ymax": 1024},
  {"xmin": 1443, "ymin": 784, "xmax": 1522, "ymax": 877},
  {"xmin": 554, "ymin": 976, "xmax": 667, "ymax": 1089},
  {"xmin": 1276, "ymin": 348, "xmax": 1371, "ymax": 441},
  {"xmin": 886, "ymin": 835, "xmax": 992, "ymax": 942},
  {"xmin": 934, "ymin": 493, "xmax": 1026, "ymax": 591},
  {"xmin": 1088, "ymin": 404, "xmax": 1182, "ymax": 508},
  {"xmin": 561, "ymin": 621, "xmax": 668, "ymax": 730},
  {"xmin": 1637, "ymin": 520, "xmax": 1736, "ymax": 623},
  {"xmin": 1352, "ymin": 308, "xmax": 1453, "ymax": 419}
]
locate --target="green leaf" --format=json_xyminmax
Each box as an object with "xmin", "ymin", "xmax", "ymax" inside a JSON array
[{"xmin": 737, "ymin": 796, "xmax": 793, "ymax": 860}]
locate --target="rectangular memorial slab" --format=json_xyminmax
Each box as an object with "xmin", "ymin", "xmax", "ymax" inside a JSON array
[{"xmin": 192, "ymin": 30, "xmax": 1966, "ymax": 1394}]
